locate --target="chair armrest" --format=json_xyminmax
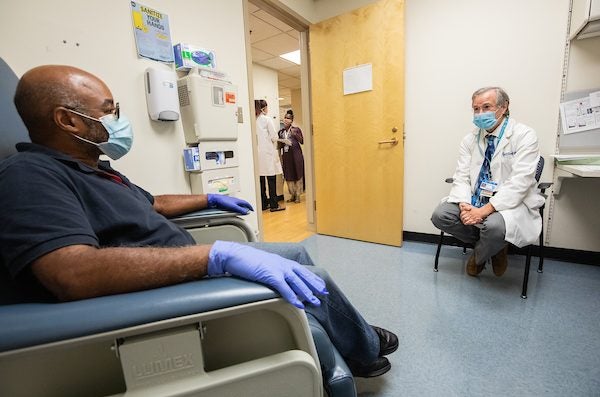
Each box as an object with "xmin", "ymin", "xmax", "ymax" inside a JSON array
[
  {"xmin": 0, "ymin": 277, "xmax": 277, "ymax": 352},
  {"xmin": 444, "ymin": 178, "xmax": 454, "ymax": 184},
  {"xmin": 169, "ymin": 208, "xmax": 239, "ymax": 222},
  {"xmin": 169, "ymin": 208, "xmax": 257, "ymax": 243},
  {"xmin": 538, "ymin": 182, "xmax": 553, "ymax": 192}
]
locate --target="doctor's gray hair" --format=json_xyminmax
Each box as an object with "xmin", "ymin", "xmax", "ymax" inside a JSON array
[{"xmin": 472, "ymin": 86, "xmax": 510, "ymax": 116}]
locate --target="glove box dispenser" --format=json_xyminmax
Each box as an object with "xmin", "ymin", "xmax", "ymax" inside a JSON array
[
  {"xmin": 183, "ymin": 141, "xmax": 238, "ymax": 172},
  {"xmin": 185, "ymin": 141, "xmax": 240, "ymax": 196}
]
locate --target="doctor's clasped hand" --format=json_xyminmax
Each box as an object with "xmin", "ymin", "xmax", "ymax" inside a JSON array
[{"xmin": 459, "ymin": 202, "xmax": 494, "ymax": 226}]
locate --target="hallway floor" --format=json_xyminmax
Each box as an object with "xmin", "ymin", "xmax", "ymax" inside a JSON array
[{"xmin": 300, "ymin": 235, "xmax": 600, "ymax": 397}]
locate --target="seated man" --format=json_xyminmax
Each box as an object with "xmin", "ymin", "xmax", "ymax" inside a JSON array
[
  {"xmin": 431, "ymin": 87, "xmax": 544, "ymax": 277},
  {"xmin": 0, "ymin": 65, "xmax": 398, "ymax": 378}
]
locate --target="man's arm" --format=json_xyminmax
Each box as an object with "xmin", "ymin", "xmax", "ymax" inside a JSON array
[
  {"xmin": 153, "ymin": 194, "xmax": 208, "ymax": 218},
  {"xmin": 31, "ymin": 244, "xmax": 211, "ymax": 301},
  {"xmin": 153, "ymin": 194, "xmax": 254, "ymax": 216},
  {"xmin": 31, "ymin": 242, "xmax": 326, "ymax": 308}
]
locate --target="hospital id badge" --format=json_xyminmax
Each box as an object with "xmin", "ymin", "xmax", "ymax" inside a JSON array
[{"xmin": 479, "ymin": 180, "xmax": 497, "ymax": 198}]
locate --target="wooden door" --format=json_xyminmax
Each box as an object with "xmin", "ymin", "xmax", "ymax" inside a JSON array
[{"xmin": 310, "ymin": 0, "xmax": 405, "ymax": 246}]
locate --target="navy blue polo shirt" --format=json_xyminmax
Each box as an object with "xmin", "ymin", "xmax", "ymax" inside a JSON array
[{"xmin": 0, "ymin": 143, "xmax": 195, "ymax": 301}]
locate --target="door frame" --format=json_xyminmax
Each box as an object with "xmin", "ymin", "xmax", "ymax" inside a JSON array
[{"xmin": 245, "ymin": 0, "xmax": 317, "ymax": 237}]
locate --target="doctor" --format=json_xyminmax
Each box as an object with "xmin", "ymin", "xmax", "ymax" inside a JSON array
[
  {"xmin": 255, "ymin": 99, "xmax": 285, "ymax": 212},
  {"xmin": 431, "ymin": 87, "xmax": 543, "ymax": 277}
]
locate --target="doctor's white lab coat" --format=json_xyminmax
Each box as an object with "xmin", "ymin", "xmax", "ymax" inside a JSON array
[
  {"xmin": 447, "ymin": 118, "xmax": 544, "ymax": 247},
  {"xmin": 256, "ymin": 113, "xmax": 283, "ymax": 176}
]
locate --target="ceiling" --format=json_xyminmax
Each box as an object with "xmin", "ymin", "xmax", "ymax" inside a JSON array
[{"xmin": 248, "ymin": 2, "xmax": 301, "ymax": 108}]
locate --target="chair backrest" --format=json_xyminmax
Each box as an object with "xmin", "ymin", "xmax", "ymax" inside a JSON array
[
  {"xmin": 0, "ymin": 58, "xmax": 29, "ymax": 160},
  {"xmin": 535, "ymin": 156, "xmax": 544, "ymax": 183}
]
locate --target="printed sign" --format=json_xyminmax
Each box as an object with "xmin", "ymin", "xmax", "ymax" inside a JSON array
[{"xmin": 130, "ymin": 2, "xmax": 174, "ymax": 62}]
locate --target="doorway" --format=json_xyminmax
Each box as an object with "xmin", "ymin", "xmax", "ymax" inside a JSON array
[{"xmin": 247, "ymin": 1, "xmax": 315, "ymax": 242}]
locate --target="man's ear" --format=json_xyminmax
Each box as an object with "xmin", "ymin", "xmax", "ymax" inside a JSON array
[{"xmin": 54, "ymin": 107, "xmax": 81, "ymax": 133}]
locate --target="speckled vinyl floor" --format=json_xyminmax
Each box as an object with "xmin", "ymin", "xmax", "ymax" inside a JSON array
[{"xmin": 301, "ymin": 235, "xmax": 600, "ymax": 397}]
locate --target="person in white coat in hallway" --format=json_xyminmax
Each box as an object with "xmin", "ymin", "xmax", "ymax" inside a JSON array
[
  {"xmin": 431, "ymin": 87, "xmax": 544, "ymax": 277},
  {"xmin": 255, "ymin": 99, "xmax": 285, "ymax": 212}
]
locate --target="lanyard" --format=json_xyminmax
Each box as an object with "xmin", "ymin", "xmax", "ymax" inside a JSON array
[{"xmin": 477, "ymin": 117, "xmax": 509, "ymax": 160}]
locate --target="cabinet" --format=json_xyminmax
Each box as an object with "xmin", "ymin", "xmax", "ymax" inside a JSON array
[{"xmin": 570, "ymin": 0, "xmax": 600, "ymax": 40}]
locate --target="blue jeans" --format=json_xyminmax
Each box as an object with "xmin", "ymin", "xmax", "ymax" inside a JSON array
[{"xmin": 248, "ymin": 242, "xmax": 380, "ymax": 364}]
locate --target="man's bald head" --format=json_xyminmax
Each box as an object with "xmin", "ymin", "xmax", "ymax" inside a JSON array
[{"xmin": 14, "ymin": 65, "xmax": 111, "ymax": 142}]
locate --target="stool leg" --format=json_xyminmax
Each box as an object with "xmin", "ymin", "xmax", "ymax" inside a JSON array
[
  {"xmin": 434, "ymin": 231, "xmax": 444, "ymax": 272},
  {"xmin": 538, "ymin": 207, "xmax": 545, "ymax": 273},
  {"xmin": 521, "ymin": 246, "xmax": 532, "ymax": 299}
]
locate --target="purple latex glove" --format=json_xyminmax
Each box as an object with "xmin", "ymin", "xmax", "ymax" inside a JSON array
[
  {"xmin": 208, "ymin": 241, "xmax": 328, "ymax": 309},
  {"xmin": 207, "ymin": 194, "xmax": 254, "ymax": 215}
]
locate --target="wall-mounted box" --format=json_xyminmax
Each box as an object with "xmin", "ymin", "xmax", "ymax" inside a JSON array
[
  {"xmin": 570, "ymin": 0, "xmax": 600, "ymax": 40},
  {"xmin": 177, "ymin": 70, "xmax": 238, "ymax": 143}
]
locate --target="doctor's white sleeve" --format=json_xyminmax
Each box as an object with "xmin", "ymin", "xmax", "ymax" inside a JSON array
[{"xmin": 447, "ymin": 135, "xmax": 474, "ymax": 204}]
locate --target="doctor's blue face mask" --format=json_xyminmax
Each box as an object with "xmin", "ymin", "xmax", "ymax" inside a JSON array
[
  {"xmin": 65, "ymin": 106, "xmax": 134, "ymax": 160},
  {"xmin": 473, "ymin": 111, "xmax": 498, "ymax": 130}
]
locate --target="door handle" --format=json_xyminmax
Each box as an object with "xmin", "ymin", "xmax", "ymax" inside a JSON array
[{"xmin": 378, "ymin": 137, "xmax": 398, "ymax": 145}]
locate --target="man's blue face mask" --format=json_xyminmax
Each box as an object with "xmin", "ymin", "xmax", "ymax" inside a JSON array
[
  {"xmin": 66, "ymin": 108, "xmax": 134, "ymax": 160},
  {"xmin": 473, "ymin": 111, "xmax": 498, "ymax": 130}
]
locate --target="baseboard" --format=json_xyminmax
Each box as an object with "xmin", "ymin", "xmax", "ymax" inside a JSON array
[{"xmin": 403, "ymin": 231, "xmax": 600, "ymax": 266}]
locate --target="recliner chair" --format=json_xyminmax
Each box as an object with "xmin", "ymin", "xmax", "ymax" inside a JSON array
[{"xmin": 0, "ymin": 58, "xmax": 356, "ymax": 397}]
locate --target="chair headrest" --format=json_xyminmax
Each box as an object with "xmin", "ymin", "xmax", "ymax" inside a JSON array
[{"xmin": 0, "ymin": 58, "xmax": 29, "ymax": 160}]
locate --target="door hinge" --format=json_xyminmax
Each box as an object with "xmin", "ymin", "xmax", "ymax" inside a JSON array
[{"xmin": 313, "ymin": 200, "xmax": 316, "ymax": 211}]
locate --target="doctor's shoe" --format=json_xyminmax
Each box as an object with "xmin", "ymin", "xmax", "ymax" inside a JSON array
[
  {"xmin": 346, "ymin": 356, "xmax": 391, "ymax": 378},
  {"xmin": 492, "ymin": 245, "xmax": 509, "ymax": 276},
  {"xmin": 372, "ymin": 326, "xmax": 399, "ymax": 356},
  {"xmin": 466, "ymin": 254, "xmax": 484, "ymax": 276},
  {"xmin": 269, "ymin": 206, "xmax": 285, "ymax": 212}
]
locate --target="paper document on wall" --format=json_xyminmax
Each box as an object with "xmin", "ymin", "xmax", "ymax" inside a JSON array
[
  {"xmin": 559, "ymin": 91, "xmax": 600, "ymax": 134},
  {"xmin": 343, "ymin": 64, "xmax": 372, "ymax": 95}
]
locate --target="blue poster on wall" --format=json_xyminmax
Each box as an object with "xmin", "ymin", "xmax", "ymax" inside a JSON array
[{"xmin": 130, "ymin": 1, "xmax": 174, "ymax": 62}]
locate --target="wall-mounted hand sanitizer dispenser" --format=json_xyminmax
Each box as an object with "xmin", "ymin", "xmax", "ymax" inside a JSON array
[{"xmin": 145, "ymin": 67, "xmax": 180, "ymax": 121}]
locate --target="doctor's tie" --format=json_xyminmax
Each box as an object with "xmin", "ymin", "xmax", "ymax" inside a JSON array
[{"xmin": 472, "ymin": 134, "xmax": 496, "ymax": 207}]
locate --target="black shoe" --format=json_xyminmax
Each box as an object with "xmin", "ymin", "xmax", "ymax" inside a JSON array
[
  {"xmin": 269, "ymin": 206, "xmax": 285, "ymax": 212},
  {"xmin": 372, "ymin": 326, "xmax": 398, "ymax": 356},
  {"xmin": 346, "ymin": 356, "xmax": 391, "ymax": 378}
]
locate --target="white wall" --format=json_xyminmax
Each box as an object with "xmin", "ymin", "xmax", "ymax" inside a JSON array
[
  {"xmin": 403, "ymin": 0, "xmax": 569, "ymax": 242},
  {"xmin": 0, "ymin": 0, "xmax": 259, "ymax": 234},
  {"xmin": 252, "ymin": 63, "xmax": 281, "ymax": 126}
]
